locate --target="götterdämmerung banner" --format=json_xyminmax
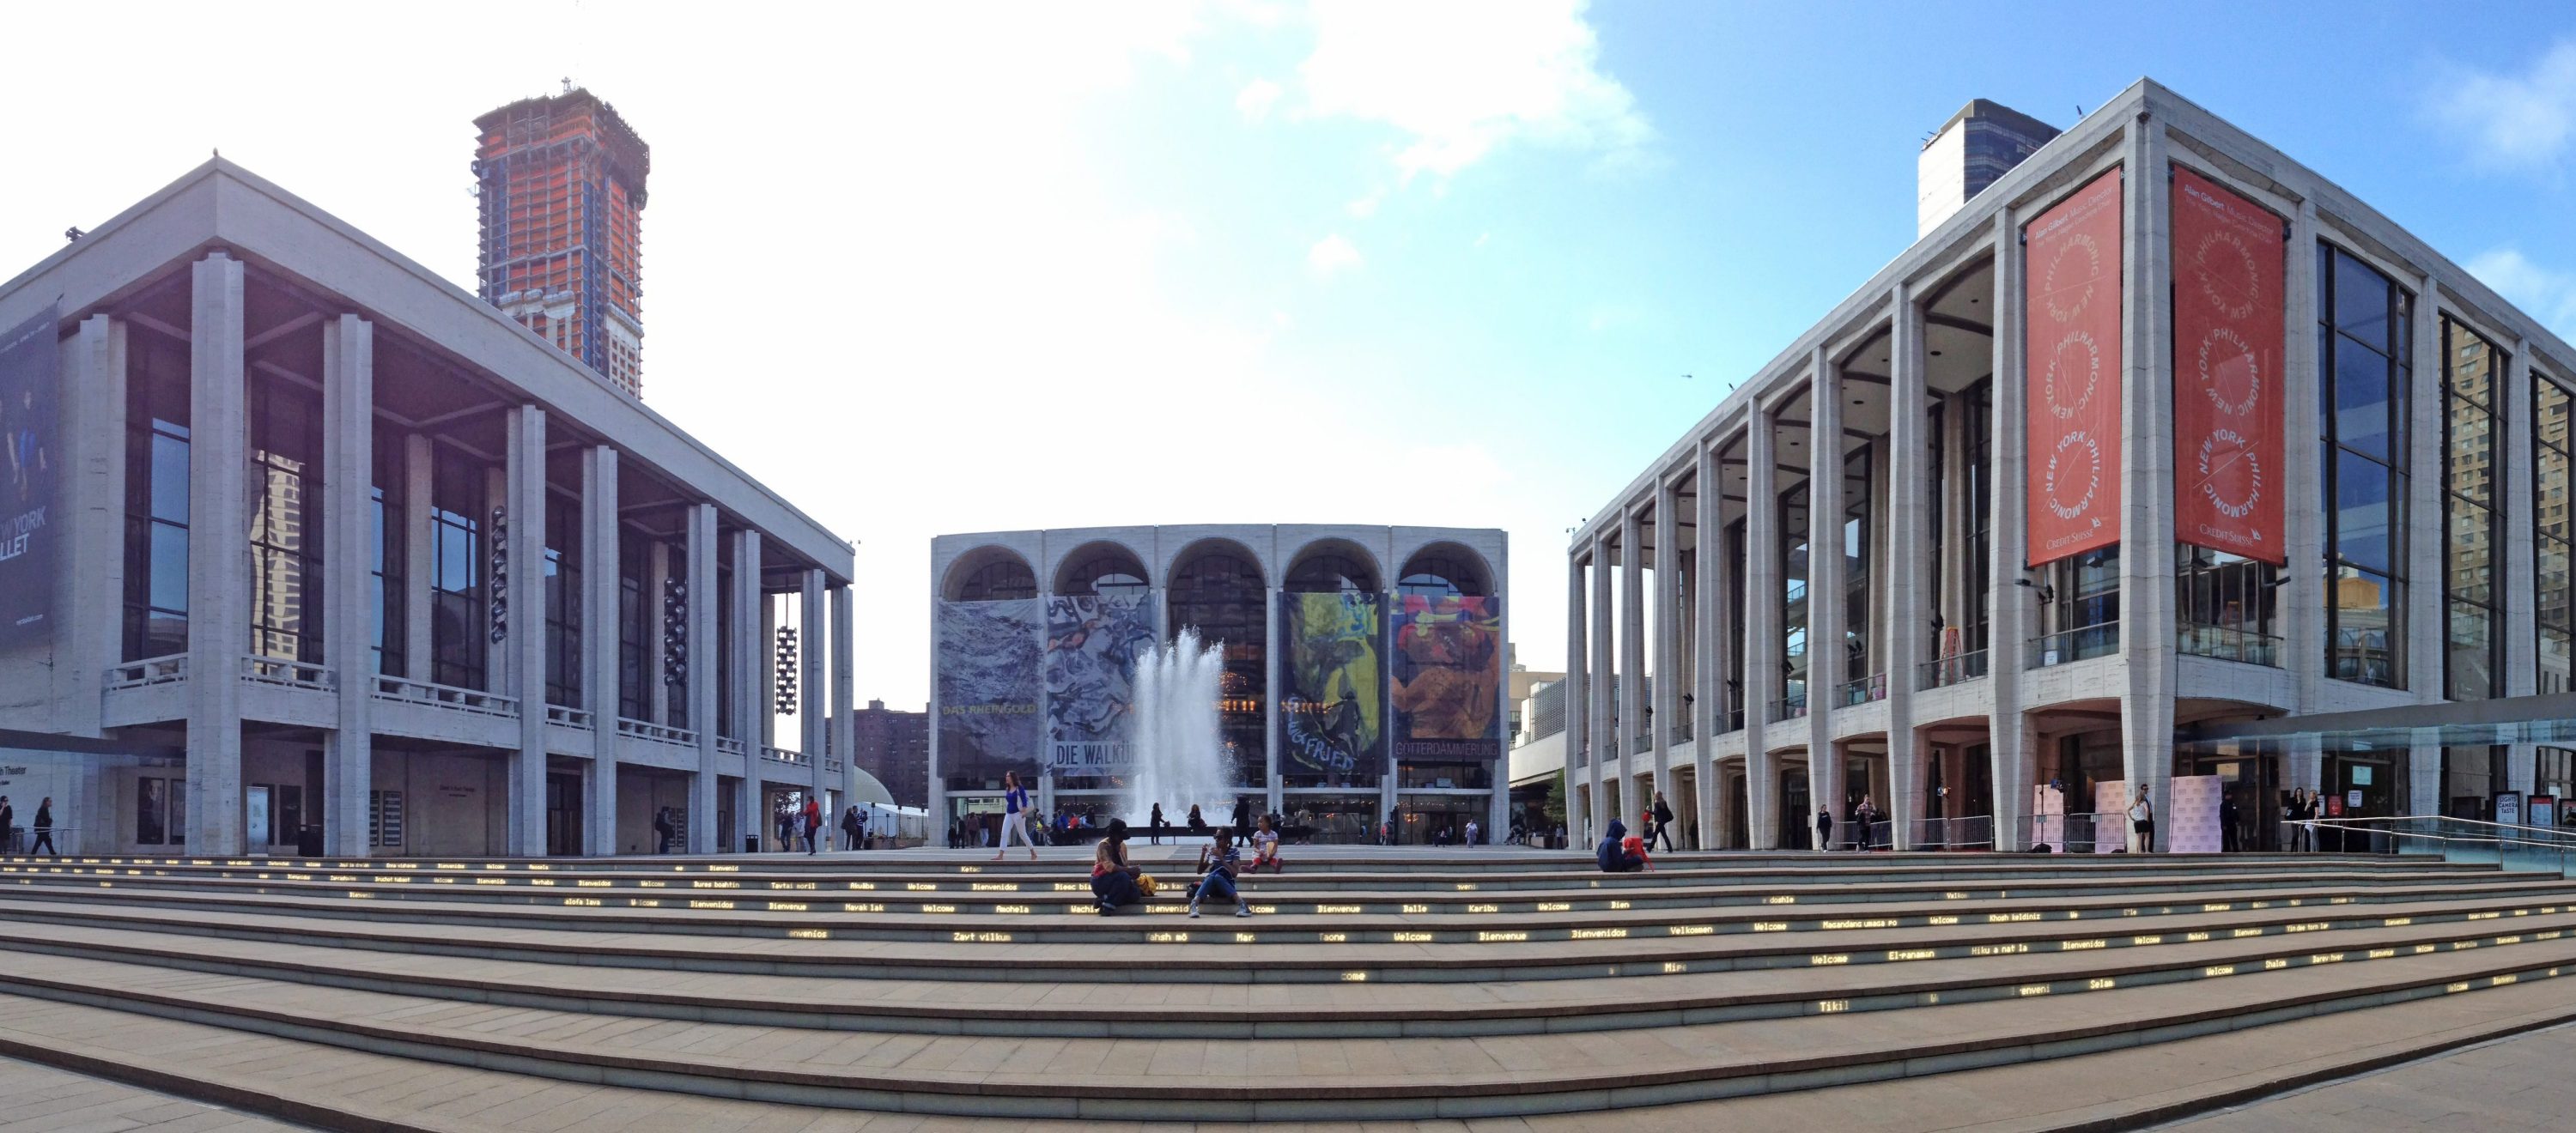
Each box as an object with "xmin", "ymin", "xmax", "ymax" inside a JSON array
[
  {"xmin": 1391, "ymin": 594, "xmax": 1502, "ymax": 762},
  {"xmin": 1279, "ymin": 591, "xmax": 1382, "ymax": 783},
  {"xmin": 2024, "ymin": 173, "xmax": 2123, "ymax": 567},
  {"xmin": 0, "ymin": 306, "xmax": 57, "ymax": 647},
  {"xmin": 2172, "ymin": 167, "xmax": 2287, "ymax": 565}
]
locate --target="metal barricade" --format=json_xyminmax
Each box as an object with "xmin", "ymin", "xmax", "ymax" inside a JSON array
[
  {"xmin": 1908, "ymin": 815, "xmax": 1994, "ymax": 851},
  {"xmin": 2020, "ymin": 811, "xmax": 2121, "ymax": 853}
]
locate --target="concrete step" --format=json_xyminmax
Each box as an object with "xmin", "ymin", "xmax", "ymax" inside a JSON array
[{"xmin": 3, "ymin": 936, "xmax": 2573, "ymax": 1119}]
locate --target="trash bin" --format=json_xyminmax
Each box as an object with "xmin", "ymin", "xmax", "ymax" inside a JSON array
[
  {"xmin": 744, "ymin": 835, "xmax": 759, "ymax": 854},
  {"xmin": 296, "ymin": 825, "xmax": 325, "ymax": 857}
]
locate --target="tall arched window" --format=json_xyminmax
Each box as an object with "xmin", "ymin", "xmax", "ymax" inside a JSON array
[
  {"xmin": 945, "ymin": 548, "xmax": 1036, "ymax": 602},
  {"xmin": 1055, "ymin": 543, "xmax": 1150, "ymax": 597},
  {"xmin": 1397, "ymin": 544, "xmax": 1492, "ymax": 597},
  {"xmin": 1169, "ymin": 541, "xmax": 1267, "ymax": 787},
  {"xmin": 1285, "ymin": 542, "xmax": 1380, "ymax": 594}
]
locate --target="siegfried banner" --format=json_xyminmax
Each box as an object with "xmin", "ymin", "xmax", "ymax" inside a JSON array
[
  {"xmin": 0, "ymin": 307, "xmax": 56, "ymax": 648},
  {"xmin": 935, "ymin": 597, "xmax": 1042, "ymax": 779},
  {"xmin": 1391, "ymin": 593, "xmax": 1502, "ymax": 761},
  {"xmin": 1278, "ymin": 591, "xmax": 1381, "ymax": 780}
]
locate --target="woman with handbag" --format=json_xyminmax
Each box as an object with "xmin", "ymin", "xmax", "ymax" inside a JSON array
[{"xmin": 1090, "ymin": 819, "xmax": 1143, "ymax": 914}]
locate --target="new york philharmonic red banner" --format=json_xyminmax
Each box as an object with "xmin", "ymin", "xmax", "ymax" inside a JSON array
[
  {"xmin": 2171, "ymin": 167, "xmax": 2287, "ymax": 565},
  {"xmin": 2024, "ymin": 172, "xmax": 2123, "ymax": 566}
]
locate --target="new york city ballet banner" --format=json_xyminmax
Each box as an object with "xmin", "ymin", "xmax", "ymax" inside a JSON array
[
  {"xmin": 1279, "ymin": 591, "xmax": 1382, "ymax": 781},
  {"xmin": 2025, "ymin": 173, "xmax": 2123, "ymax": 567},
  {"xmin": 935, "ymin": 597, "xmax": 1043, "ymax": 778},
  {"xmin": 1043, "ymin": 593, "xmax": 1154, "ymax": 772},
  {"xmin": 2172, "ymin": 168, "xmax": 2287, "ymax": 564},
  {"xmin": 1391, "ymin": 594, "xmax": 1504, "ymax": 762},
  {"xmin": 0, "ymin": 307, "xmax": 57, "ymax": 648}
]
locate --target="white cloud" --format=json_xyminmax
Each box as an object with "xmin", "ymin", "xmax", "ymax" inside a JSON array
[
  {"xmin": 1235, "ymin": 78, "xmax": 1282, "ymax": 121},
  {"xmin": 2431, "ymin": 40, "xmax": 2576, "ymax": 169},
  {"xmin": 1344, "ymin": 187, "xmax": 1383, "ymax": 217},
  {"xmin": 1292, "ymin": 0, "xmax": 1653, "ymax": 180},
  {"xmin": 1307, "ymin": 233, "xmax": 1364, "ymax": 276},
  {"xmin": 2466, "ymin": 246, "xmax": 2576, "ymax": 334}
]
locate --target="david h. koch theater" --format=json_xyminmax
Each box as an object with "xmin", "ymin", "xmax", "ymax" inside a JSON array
[
  {"xmin": 0, "ymin": 159, "xmax": 858, "ymax": 858},
  {"xmin": 1570, "ymin": 79, "xmax": 2576, "ymax": 853},
  {"xmin": 930, "ymin": 525, "xmax": 1509, "ymax": 845}
]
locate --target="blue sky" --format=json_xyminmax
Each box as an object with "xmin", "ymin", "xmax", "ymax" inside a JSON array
[{"xmin": 3, "ymin": 2, "xmax": 2573, "ymax": 707}]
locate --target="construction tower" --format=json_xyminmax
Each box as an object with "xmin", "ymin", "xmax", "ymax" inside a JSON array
[{"xmin": 472, "ymin": 87, "xmax": 651, "ymax": 397}]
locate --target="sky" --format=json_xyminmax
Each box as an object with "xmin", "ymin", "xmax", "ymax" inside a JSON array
[{"xmin": 3, "ymin": 1, "xmax": 2574, "ymax": 709}]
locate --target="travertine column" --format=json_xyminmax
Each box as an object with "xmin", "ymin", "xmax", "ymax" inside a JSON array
[
  {"xmin": 1652, "ymin": 482, "xmax": 1681, "ymax": 820},
  {"xmin": 1619, "ymin": 508, "xmax": 1645, "ymax": 830},
  {"xmin": 831, "ymin": 584, "xmax": 857, "ymax": 818},
  {"xmin": 506, "ymin": 404, "xmax": 549, "ymax": 856},
  {"xmin": 731, "ymin": 530, "xmax": 764, "ymax": 850},
  {"xmin": 802, "ymin": 569, "xmax": 829, "ymax": 809},
  {"xmin": 1693, "ymin": 441, "xmax": 1722, "ymax": 848},
  {"xmin": 60, "ymin": 316, "xmax": 126, "ymax": 740},
  {"xmin": 2119, "ymin": 121, "xmax": 2178, "ymax": 847},
  {"xmin": 687, "ymin": 504, "xmax": 720, "ymax": 852},
  {"xmin": 1990, "ymin": 206, "xmax": 2035, "ymax": 849},
  {"xmin": 2282, "ymin": 201, "xmax": 2325, "ymax": 714},
  {"xmin": 2407, "ymin": 276, "xmax": 2442, "ymax": 704},
  {"xmin": 1807, "ymin": 347, "xmax": 1845, "ymax": 839},
  {"xmin": 186, "ymin": 252, "xmax": 247, "ymax": 856},
  {"xmin": 1589, "ymin": 533, "xmax": 1614, "ymax": 839},
  {"xmin": 1887, "ymin": 283, "xmax": 1929, "ymax": 848},
  {"xmin": 1564, "ymin": 546, "xmax": 1587, "ymax": 841},
  {"xmin": 322, "ymin": 315, "xmax": 374, "ymax": 857},
  {"xmin": 1746, "ymin": 403, "xmax": 1782, "ymax": 849},
  {"xmin": 583, "ymin": 445, "xmax": 621, "ymax": 855}
]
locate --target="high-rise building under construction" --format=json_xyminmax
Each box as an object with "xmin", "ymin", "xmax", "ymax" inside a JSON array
[{"xmin": 472, "ymin": 87, "xmax": 650, "ymax": 397}]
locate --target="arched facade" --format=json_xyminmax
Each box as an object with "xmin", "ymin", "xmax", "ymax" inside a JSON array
[{"xmin": 929, "ymin": 525, "xmax": 1509, "ymax": 846}]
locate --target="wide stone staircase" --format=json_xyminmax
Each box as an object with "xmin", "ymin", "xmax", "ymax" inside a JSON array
[{"xmin": 1, "ymin": 845, "xmax": 2573, "ymax": 1130}]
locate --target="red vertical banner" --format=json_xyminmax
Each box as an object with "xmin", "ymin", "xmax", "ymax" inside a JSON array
[
  {"xmin": 2171, "ymin": 167, "xmax": 2287, "ymax": 565},
  {"xmin": 2024, "ymin": 172, "xmax": 2124, "ymax": 566}
]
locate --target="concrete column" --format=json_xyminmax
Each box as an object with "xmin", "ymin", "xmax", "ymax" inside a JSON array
[
  {"xmin": 322, "ymin": 315, "xmax": 374, "ymax": 857},
  {"xmin": 1693, "ymin": 441, "xmax": 1722, "ymax": 848},
  {"xmin": 1990, "ymin": 206, "xmax": 2035, "ymax": 849},
  {"xmin": 402, "ymin": 434, "xmax": 433, "ymax": 682},
  {"xmin": 186, "ymin": 252, "xmax": 248, "ymax": 856},
  {"xmin": 1588, "ymin": 534, "xmax": 1613, "ymax": 840},
  {"xmin": 2119, "ymin": 122, "xmax": 2178, "ymax": 847},
  {"xmin": 1264, "ymin": 584, "xmax": 1281, "ymax": 818},
  {"xmin": 731, "ymin": 529, "xmax": 764, "ymax": 850},
  {"xmin": 2406, "ymin": 730, "xmax": 2443, "ymax": 816},
  {"xmin": 2282, "ymin": 201, "xmax": 2325, "ymax": 713},
  {"xmin": 1746, "ymin": 403, "xmax": 1782, "ymax": 849},
  {"xmin": 686, "ymin": 504, "xmax": 720, "ymax": 852},
  {"xmin": 583, "ymin": 445, "xmax": 620, "ymax": 855},
  {"xmin": 1652, "ymin": 481, "xmax": 1681, "ymax": 815},
  {"xmin": 1807, "ymin": 348, "xmax": 1845, "ymax": 836},
  {"xmin": 831, "ymin": 584, "xmax": 856, "ymax": 810},
  {"xmin": 61, "ymin": 316, "xmax": 127, "ymax": 738},
  {"xmin": 802, "ymin": 569, "xmax": 829, "ymax": 807},
  {"xmin": 1563, "ymin": 547, "xmax": 1587, "ymax": 843},
  {"xmin": 505, "ymin": 404, "xmax": 548, "ymax": 856},
  {"xmin": 1887, "ymin": 283, "xmax": 1929, "ymax": 847},
  {"xmin": 2407, "ymin": 276, "xmax": 2443, "ymax": 702},
  {"xmin": 1618, "ymin": 509, "xmax": 1645, "ymax": 831}
]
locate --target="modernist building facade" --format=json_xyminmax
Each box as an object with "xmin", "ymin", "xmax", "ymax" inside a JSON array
[
  {"xmin": 0, "ymin": 159, "xmax": 856, "ymax": 857},
  {"xmin": 1570, "ymin": 80, "xmax": 2576, "ymax": 852},
  {"xmin": 931, "ymin": 525, "xmax": 1509, "ymax": 843}
]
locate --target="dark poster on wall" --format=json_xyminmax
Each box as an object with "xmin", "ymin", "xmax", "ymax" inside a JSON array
[
  {"xmin": 1279, "ymin": 591, "xmax": 1382, "ymax": 780},
  {"xmin": 936, "ymin": 597, "xmax": 1043, "ymax": 780},
  {"xmin": 1044, "ymin": 593, "xmax": 1153, "ymax": 772},
  {"xmin": 2172, "ymin": 167, "xmax": 2287, "ymax": 565},
  {"xmin": 1391, "ymin": 594, "xmax": 1503, "ymax": 761},
  {"xmin": 0, "ymin": 307, "xmax": 56, "ymax": 648},
  {"xmin": 2024, "ymin": 173, "xmax": 2123, "ymax": 567}
]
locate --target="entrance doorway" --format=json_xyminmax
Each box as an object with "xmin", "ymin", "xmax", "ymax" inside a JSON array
[
  {"xmin": 544, "ymin": 772, "xmax": 582, "ymax": 857},
  {"xmin": 1780, "ymin": 766, "xmax": 1812, "ymax": 849},
  {"xmin": 1727, "ymin": 772, "xmax": 1748, "ymax": 848},
  {"xmin": 2190, "ymin": 750, "xmax": 2279, "ymax": 851},
  {"xmin": 2323, "ymin": 751, "xmax": 2397, "ymax": 852}
]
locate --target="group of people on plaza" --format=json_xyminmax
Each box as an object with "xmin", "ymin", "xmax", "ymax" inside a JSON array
[
  {"xmin": 0, "ymin": 795, "xmax": 58, "ymax": 856},
  {"xmin": 1082, "ymin": 812, "xmax": 1287, "ymax": 917}
]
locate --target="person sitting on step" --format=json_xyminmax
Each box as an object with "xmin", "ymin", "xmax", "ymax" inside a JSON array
[
  {"xmin": 1090, "ymin": 820, "xmax": 1143, "ymax": 914},
  {"xmin": 1189, "ymin": 828, "xmax": 1253, "ymax": 918},
  {"xmin": 1249, "ymin": 815, "xmax": 1285, "ymax": 874},
  {"xmin": 1597, "ymin": 818, "xmax": 1643, "ymax": 873}
]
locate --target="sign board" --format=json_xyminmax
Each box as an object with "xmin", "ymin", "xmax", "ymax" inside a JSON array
[
  {"xmin": 245, "ymin": 785, "xmax": 271, "ymax": 857},
  {"xmin": 2495, "ymin": 791, "xmax": 2524, "ymax": 829}
]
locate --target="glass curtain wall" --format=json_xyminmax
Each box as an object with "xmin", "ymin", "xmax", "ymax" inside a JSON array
[
  {"xmin": 2442, "ymin": 318, "xmax": 2503, "ymax": 700},
  {"xmin": 618, "ymin": 538, "xmax": 647, "ymax": 720},
  {"xmin": 1965, "ymin": 381, "xmax": 1995, "ymax": 657},
  {"xmin": 2320, "ymin": 245, "xmax": 2411, "ymax": 688},
  {"xmin": 1841, "ymin": 443, "xmax": 1873, "ymax": 700},
  {"xmin": 543, "ymin": 494, "xmax": 581, "ymax": 708},
  {"xmin": 1780, "ymin": 481, "xmax": 1809, "ymax": 716},
  {"xmin": 122, "ymin": 332, "xmax": 191, "ymax": 661},
  {"xmin": 2540, "ymin": 376, "xmax": 2574, "ymax": 694},
  {"xmin": 371, "ymin": 425, "xmax": 405, "ymax": 677},
  {"xmin": 2177, "ymin": 548, "xmax": 2279, "ymax": 665},
  {"xmin": 1168, "ymin": 547, "xmax": 1267, "ymax": 788},
  {"xmin": 246, "ymin": 375, "xmax": 325, "ymax": 663},
  {"xmin": 427, "ymin": 448, "xmax": 488, "ymax": 689}
]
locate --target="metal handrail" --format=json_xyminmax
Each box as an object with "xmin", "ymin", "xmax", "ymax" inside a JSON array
[
  {"xmin": 2177, "ymin": 622, "xmax": 2285, "ymax": 668},
  {"xmin": 1836, "ymin": 672, "xmax": 1886, "ymax": 706},
  {"xmin": 1916, "ymin": 650, "xmax": 1990, "ymax": 690},
  {"xmin": 2027, "ymin": 621, "xmax": 2119, "ymax": 669},
  {"xmin": 2292, "ymin": 816, "xmax": 2576, "ymax": 874}
]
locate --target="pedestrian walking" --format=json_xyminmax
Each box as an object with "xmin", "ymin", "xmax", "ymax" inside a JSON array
[
  {"xmin": 855, "ymin": 806, "xmax": 871, "ymax": 849},
  {"xmin": 801, "ymin": 795, "xmax": 823, "ymax": 854},
  {"xmin": 1651, "ymin": 791, "xmax": 1676, "ymax": 851},
  {"xmin": 994, "ymin": 771, "xmax": 1039, "ymax": 861},
  {"xmin": 1150, "ymin": 803, "xmax": 1166, "ymax": 845},
  {"xmin": 1814, "ymin": 804, "xmax": 1833, "ymax": 852},
  {"xmin": 29, "ymin": 797, "xmax": 56, "ymax": 857},
  {"xmin": 652, "ymin": 807, "xmax": 674, "ymax": 854},
  {"xmin": 1465, "ymin": 818, "xmax": 1479, "ymax": 847}
]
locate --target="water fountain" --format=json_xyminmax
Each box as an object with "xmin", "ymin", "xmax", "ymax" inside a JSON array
[{"xmin": 1124, "ymin": 627, "xmax": 1233, "ymax": 827}]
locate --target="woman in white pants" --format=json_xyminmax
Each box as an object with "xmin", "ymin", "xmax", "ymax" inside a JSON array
[{"xmin": 995, "ymin": 771, "xmax": 1039, "ymax": 860}]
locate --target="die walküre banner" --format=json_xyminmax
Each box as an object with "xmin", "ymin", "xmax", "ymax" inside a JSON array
[
  {"xmin": 2024, "ymin": 172, "xmax": 2123, "ymax": 567},
  {"xmin": 2171, "ymin": 167, "xmax": 2287, "ymax": 565}
]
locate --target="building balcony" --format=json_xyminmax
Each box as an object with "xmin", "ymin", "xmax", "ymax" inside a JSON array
[
  {"xmin": 1769, "ymin": 693, "xmax": 1807, "ymax": 723},
  {"xmin": 240, "ymin": 655, "xmax": 332, "ymax": 693},
  {"xmin": 2178, "ymin": 623, "xmax": 2283, "ymax": 668},
  {"xmin": 760, "ymin": 745, "xmax": 810, "ymax": 768},
  {"xmin": 1836, "ymin": 672, "xmax": 1887, "ymax": 708},
  {"xmin": 106, "ymin": 654, "xmax": 188, "ymax": 691},
  {"xmin": 616, "ymin": 717, "xmax": 697, "ymax": 747},
  {"xmin": 2026, "ymin": 621, "xmax": 2119, "ymax": 669},
  {"xmin": 542, "ymin": 704, "xmax": 595, "ymax": 730},
  {"xmin": 1917, "ymin": 649, "xmax": 1990, "ymax": 690},
  {"xmin": 371, "ymin": 676, "xmax": 519, "ymax": 718}
]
